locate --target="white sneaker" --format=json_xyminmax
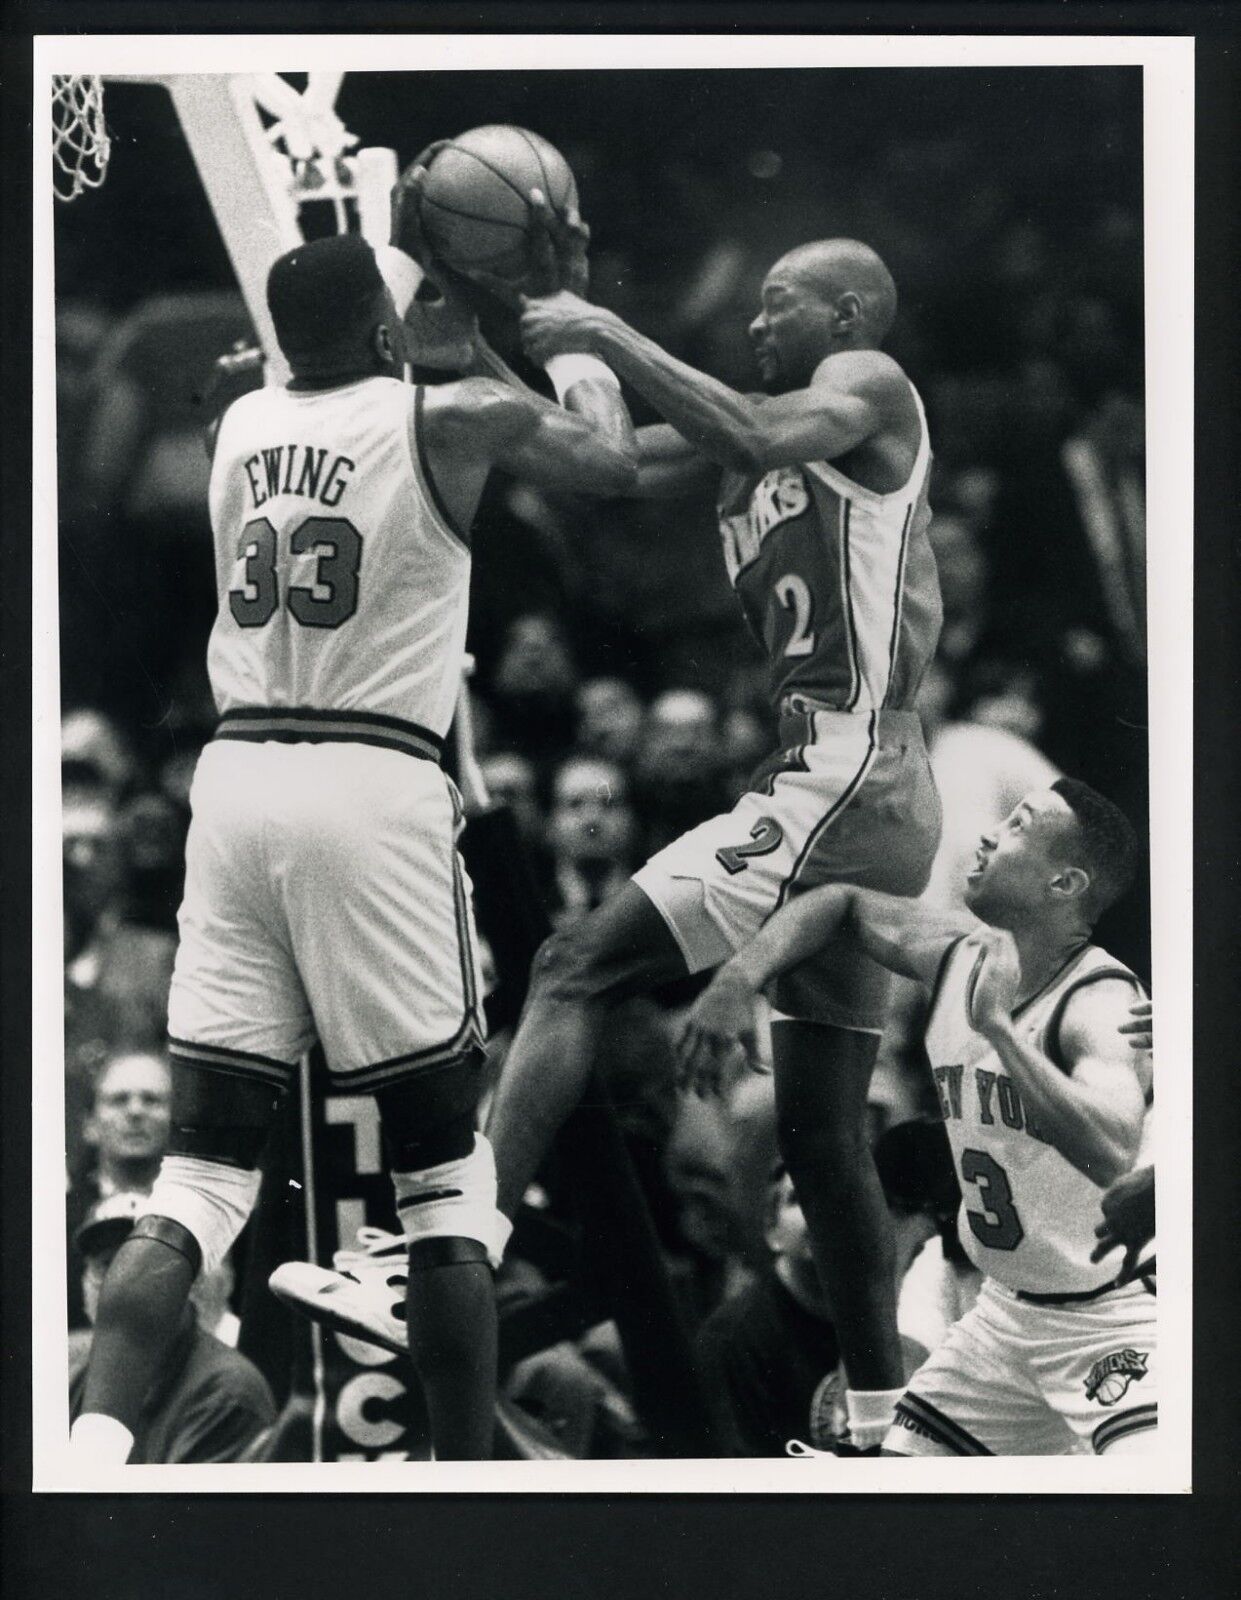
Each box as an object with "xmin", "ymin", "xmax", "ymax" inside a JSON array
[
  {"xmin": 269, "ymin": 1226, "xmax": 409, "ymax": 1358},
  {"xmin": 785, "ymin": 1438, "xmax": 836, "ymax": 1458}
]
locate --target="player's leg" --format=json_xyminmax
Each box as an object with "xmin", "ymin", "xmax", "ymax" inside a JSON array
[
  {"xmin": 771, "ymin": 1017, "xmax": 900, "ymax": 1405},
  {"xmin": 1032, "ymin": 1282, "xmax": 1159, "ymax": 1457},
  {"xmin": 72, "ymin": 1056, "xmax": 286, "ymax": 1462},
  {"xmin": 771, "ymin": 708, "xmax": 945, "ymax": 1444},
  {"xmin": 880, "ymin": 1282, "xmax": 1074, "ymax": 1457},
  {"xmin": 486, "ymin": 882, "xmax": 689, "ymax": 1219},
  {"xmin": 375, "ymin": 1056, "xmax": 498, "ymax": 1460}
]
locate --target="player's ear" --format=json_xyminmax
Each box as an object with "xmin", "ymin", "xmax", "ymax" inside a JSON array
[
  {"xmin": 1049, "ymin": 865, "xmax": 1091, "ymax": 903},
  {"xmin": 835, "ymin": 290, "xmax": 863, "ymax": 331},
  {"xmin": 373, "ymin": 317, "xmax": 401, "ymax": 369}
]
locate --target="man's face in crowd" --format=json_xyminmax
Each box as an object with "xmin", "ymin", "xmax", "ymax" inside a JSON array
[
  {"xmin": 576, "ymin": 677, "xmax": 645, "ymax": 764},
  {"xmin": 91, "ymin": 1054, "xmax": 172, "ymax": 1167},
  {"xmin": 550, "ymin": 758, "xmax": 635, "ymax": 868},
  {"xmin": 63, "ymin": 789, "xmax": 122, "ymax": 930}
]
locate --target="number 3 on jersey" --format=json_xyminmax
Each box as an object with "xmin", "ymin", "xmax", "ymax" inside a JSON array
[
  {"xmin": 960, "ymin": 1148, "xmax": 1024, "ymax": 1251},
  {"xmin": 775, "ymin": 573, "xmax": 815, "ymax": 657},
  {"xmin": 231, "ymin": 514, "xmax": 362, "ymax": 630}
]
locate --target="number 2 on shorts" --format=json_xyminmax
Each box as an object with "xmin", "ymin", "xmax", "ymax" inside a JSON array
[{"xmin": 715, "ymin": 816, "xmax": 784, "ymax": 875}]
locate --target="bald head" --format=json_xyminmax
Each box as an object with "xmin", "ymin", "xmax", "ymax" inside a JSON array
[{"xmin": 772, "ymin": 239, "xmax": 898, "ymax": 344}]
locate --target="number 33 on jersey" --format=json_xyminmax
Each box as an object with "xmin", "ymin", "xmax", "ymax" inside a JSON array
[{"xmin": 208, "ymin": 378, "xmax": 471, "ymax": 742}]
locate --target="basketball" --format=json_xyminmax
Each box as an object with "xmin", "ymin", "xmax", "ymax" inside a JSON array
[{"xmin": 414, "ymin": 125, "xmax": 579, "ymax": 289}]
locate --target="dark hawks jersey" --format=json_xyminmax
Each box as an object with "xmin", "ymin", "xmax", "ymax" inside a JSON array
[{"xmin": 717, "ymin": 382, "xmax": 941, "ymax": 714}]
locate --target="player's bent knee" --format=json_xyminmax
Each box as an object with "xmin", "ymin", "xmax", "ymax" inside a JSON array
[
  {"xmin": 169, "ymin": 1056, "xmax": 286, "ymax": 1169},
  {"xmin": 392, "ymin": 1131, "xmax": 511, "ymax": 1270},
  {"xmin": 140, "ymin": 1153, "xmax": 261, "ymax": 1277}
]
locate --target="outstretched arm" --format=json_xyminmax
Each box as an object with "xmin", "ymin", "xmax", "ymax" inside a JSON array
[
  {"xmin": 421, "ymin": 378, "xmax": 638, "ymax": 524},
  {"xmin": 675, "ymin": 887, "xmax": 969, "ymax": 1094},
  {"xmin": 520, "ymin": 293, "xmax": 891, "ymax": 475},
  {"xmin": 628, "ymin": 424, "xmax": 722, "ymax": 500},
  {"xmin": 967, "ymin": 932, "xmax": 1150, "ymax": 1188}
]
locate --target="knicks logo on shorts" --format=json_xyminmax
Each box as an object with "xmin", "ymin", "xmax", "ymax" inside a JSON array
[{"xmin": 1085, "ymin": 1348, "xmax": 1149, "ymax": 1406}]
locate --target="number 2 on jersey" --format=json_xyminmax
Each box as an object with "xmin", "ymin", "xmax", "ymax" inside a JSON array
[
  {"xmin": 230, "ymin": 514, "xmax": 362, "ymax": 630},
  {"xmin": 960, "ymin": 1148, "xmax": 1024, "ymax": 1251},
  {"xmin": 775, "ymin": 573, "xmax": 815, "ymax": 657}
]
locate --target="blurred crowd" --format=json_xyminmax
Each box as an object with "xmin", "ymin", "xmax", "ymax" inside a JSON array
[{"xmin": 54, "ymin": 68, "xmax": 1147, "ymax": 1459}]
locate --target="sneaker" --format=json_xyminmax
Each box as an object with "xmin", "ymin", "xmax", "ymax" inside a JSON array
[
  {"xmin": 786, "ymin": 1436, "xmax": 882, "ymax": 1458},
  {"xmin": 269, "ymin": 1226, "xmax": 409, "ymax": 1358}
]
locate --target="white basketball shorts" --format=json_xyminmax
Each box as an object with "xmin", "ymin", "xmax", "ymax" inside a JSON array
[
  {"xmin": 167, "ymin": 736, "xmax": 485, "ymax": 1096},
  {"xmin": 885, "ymin": 1275, "xmax": 1158, "ymax": 1456},
  {"xmin": 632, "ymin": 705, "xmax": 941, "ymax": 1031}
]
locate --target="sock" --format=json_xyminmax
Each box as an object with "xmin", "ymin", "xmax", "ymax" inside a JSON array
[
  {"xmin": 845, "ymin": 1387, "xmax": 905, "ymax": 1451},
  {"xmin": 69, "ymin": 1412, "xmax": 135, "ymax": 1465}
]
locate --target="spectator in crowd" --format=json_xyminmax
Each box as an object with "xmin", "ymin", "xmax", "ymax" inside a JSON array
[
  {"xmin": 547, "ymin": 754, "xmax": 638, "ymax": 922},
  {"xmin": 61, "ymin": 709, "xmax": 135, "ymax": 806},
  {"xmin": 66, "ymin": 1051, "xmax": 172, "ymax": 1328},
  {"xmin": 719, "ymin": 706, "xmax": 772, "ymax": 805},
  {"xmin": 62, "ymin": 780, "xmax": 177, "ymax": 1174},
  {"xmin": 575, "ymin": 677, "xmax": 646, "ymax": 768},
  {"xmin": 477, "ymin": 750, "xmax": 553, "ymax": 905},
  {"xmin": 69, "ymin": 1193, "xmax": 275, "ymax": 1463},
  {"xmin": 695, "ymin": 1164, "xmax": 838, "ymax": 1457},
  {"xmin": 116, "ymin": 788, "xmax": 190, "ymax": 935},
  {"xmin": 631, "ymin": 688, "xmax": 731, "ymax": 855},
  {"xmin": 696, "ymin": 1123, "xmax": 966, "ymax": 1458},
  {"xmin": 488, "ymin": 612, "xmax": 580, "ymax": 768}
]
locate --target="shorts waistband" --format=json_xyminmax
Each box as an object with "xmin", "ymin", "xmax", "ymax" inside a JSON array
[
  {"xmin": 776, "ymin": 697, "xmax": 923, "ymax": 747},
  {"xmin": 992, "ymin": 1275, "xmax": 1129, "ymax": 1308},
  {"xmin": 214, "ymin": 706, "xmax": 444, "ymax": 764}
]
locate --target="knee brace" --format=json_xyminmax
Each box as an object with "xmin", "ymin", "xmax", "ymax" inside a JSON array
[
  {"xmin": 139, "ymin": 1153, "xmax": 261, "ymax": 1276},
  {"xmin": 392, "ymin": 1132, "xmax": 511, "ymax": 1270}
]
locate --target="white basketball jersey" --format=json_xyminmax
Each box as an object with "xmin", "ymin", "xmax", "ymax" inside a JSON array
[
  {"xmin": 924, "ymin": 935, "xmax": 1146, "ymax": 1295},
  {"xmin": 207, "ymin": 377, "xmax": 469, "ymax": 742}
]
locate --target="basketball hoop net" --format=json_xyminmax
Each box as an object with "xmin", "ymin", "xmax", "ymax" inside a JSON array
[{"xmin": 51, "ymin": 74, "xmax": 111, "ymax": 202}]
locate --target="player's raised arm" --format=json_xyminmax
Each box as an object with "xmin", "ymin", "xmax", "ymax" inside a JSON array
[
  {"xmin": 965, "ymin": 930, "xmax": 1149, "ymax": 1188},
  {"xmin": 420, "ymin": 376, "xmax": 638, "ymax": 506},
  {"xmin": 518, "ymin": 291, "xmax": 897, "ymax": 475},
  {"xmin": 676, "ymin": 887, "xmax": 969, "ymax": 1095}
]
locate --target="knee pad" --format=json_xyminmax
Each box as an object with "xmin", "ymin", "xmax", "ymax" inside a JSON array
[
  {"xmin": 139, "ymin": 1154, "xmax": 261, "ymax": 1276},
  {"xmin": 392, "ymin": 1132, "xmax": 511, "ymax": 1270}
]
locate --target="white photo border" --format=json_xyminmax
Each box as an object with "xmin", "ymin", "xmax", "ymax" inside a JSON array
[{"xmin": 32, "ymin": 30, "xmax": 1194, "ymax": 1496}]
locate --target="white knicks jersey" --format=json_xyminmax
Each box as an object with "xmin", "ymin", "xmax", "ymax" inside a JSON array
[
  {"xmin": 924, "ymin": 936, "xmax": 1147, "ymax": 1295},
  {"xmin": 207, "ymin": 377, "xmax": 469, "ymax": 742}
]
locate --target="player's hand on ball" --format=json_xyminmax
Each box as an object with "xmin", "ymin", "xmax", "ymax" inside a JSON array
[
  {"xmin": 1117, "ymin": 998, "xmax": 1153, "ymax": 1053},
  {"xmin": 676, "ymin": 967, "xmax": 763, "ymax": 1098},
  {"xmin": 525, "ymin": 187, "xmax": 591, "ymax": 297},
  {"xmin": 966, "ymin": 928, "xmax": 1021, "ymax": 1037},
  {"xmin": 390, "ymin": 143, "xmax": 452, "ymax": 270},
  {"xmin": 519, "ymin": 290, "xmax": 612, "ymax": 363}
]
